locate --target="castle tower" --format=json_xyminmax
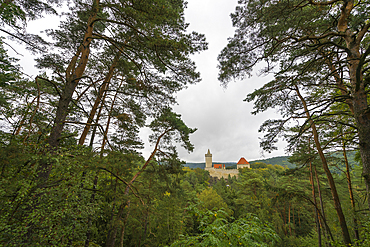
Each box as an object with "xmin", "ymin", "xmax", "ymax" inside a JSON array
[{"xmin": 205, "ymin": 149, "xmax": 212, "ymax": 169}]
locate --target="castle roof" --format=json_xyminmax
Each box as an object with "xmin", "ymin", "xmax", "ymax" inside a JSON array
[
  {"xmin": 237, "ymin": 157, "xmax": 250, "ymax": 165},
  {"xmin": 214, "ymin": 164, "xmax": 223, "ymax": 169}
]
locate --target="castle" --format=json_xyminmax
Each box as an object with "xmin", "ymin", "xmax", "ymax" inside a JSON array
[{"xmin": 204, "ymin": 149, "xmax": 250, "ymax": 179}]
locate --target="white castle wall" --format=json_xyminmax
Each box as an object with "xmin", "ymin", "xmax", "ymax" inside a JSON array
[{"xmin": 205, "ymin": 168, "xmax": 239, "ymax": 179}]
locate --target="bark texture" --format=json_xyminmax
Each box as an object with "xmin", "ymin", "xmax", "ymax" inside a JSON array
[{"xmin": 48, "ymin": 0, "xmax": 100, "ymax": 149}]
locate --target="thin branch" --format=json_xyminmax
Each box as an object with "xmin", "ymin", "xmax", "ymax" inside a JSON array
[
  {"xmin": 36, "ymin": 76, "xmax": 62, "ymax": 97},
  {"xmin": 308, "ymin": 0, "xmax": 341, "ymax": 6},
  {"xmin": 98, "ymin": 167, "xmax": 144, "ymax": 205},
  {"xmin": 0, "ymin": 28, "xmax": 45, "ymax": 52}
]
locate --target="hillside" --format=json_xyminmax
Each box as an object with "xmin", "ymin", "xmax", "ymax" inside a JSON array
[{"xmin": 250, "ymin": 156, "xmax": 295, "ymax": 168}]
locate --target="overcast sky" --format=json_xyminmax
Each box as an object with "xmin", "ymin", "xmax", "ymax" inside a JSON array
[
  {"xmin": 11, "ymin": 0, "xmax": 287, "ymax": 163},
  {"xmin": 168, "ymin": 0, "xmax": 287, "ymax": 162}
]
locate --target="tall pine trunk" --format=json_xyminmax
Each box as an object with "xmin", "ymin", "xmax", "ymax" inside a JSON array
[
  {"xmin": 314, "ymin": 163, "xmax": 333, "ymax": 244},
  {"xmin": 99, "ymin": 78, "xmax": 124, "ymax": 156},
  {"xmin": 341, "ymin": 137, "xmax": 360, "ymax": 240},
  {"xmin": 338, "ymin": 0, "xmax": 370, "ymax": 211},
  {"xmin": 79, "ymin": 52, "xmax": 120, "ymax": 145},
  {"xmin": 309, "ymin": 161, "xmax": 322, "ymax": 247},
  {"xmin": 351, "ymin": 89, "xmax": 370, "ymax": 211},
  {"xmin": 48, "ymin": 0, "xmax": 100, "ymax": 150},
  {"xmin": 295, "ymin": 86, "xmax": 351, "ymax": 245}
]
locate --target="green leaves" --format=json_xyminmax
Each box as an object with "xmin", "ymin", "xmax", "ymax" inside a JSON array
[
  {"xmin": 0, "ymin": 2, "xmax": 25, "ymax": 29},
  {"xmin": 197, "ymin": 187, "xmax": 233, "ymax": 216},
  {"xmin": 0, "ymin": 39, "xmax": 20, "ymax": 106},
  {"xmin": 171, "ymin": 207, "xmax": 280, "ymax": 247},
  {"xmin": 0, "ymin": 143, "xmax": 100, "ymax": 245}
]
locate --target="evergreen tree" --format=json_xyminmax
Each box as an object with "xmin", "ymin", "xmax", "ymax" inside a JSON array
[{"xmin": 218, "ymin": 0, "xmax": 370, "ymax": 218}]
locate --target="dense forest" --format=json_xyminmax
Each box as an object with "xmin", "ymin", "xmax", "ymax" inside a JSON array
[{"xmin": 0, "ymin": 0, "xmax": 369, "ymax": 246}]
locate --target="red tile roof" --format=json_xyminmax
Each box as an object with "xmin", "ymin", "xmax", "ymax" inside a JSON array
[
  {"xmin": 237, "ymin": 157, "xmax": 250, "ymax": 165},
  {"xmin": 214, "ymin": 164, "xmax": 223, "ymax": 169}
]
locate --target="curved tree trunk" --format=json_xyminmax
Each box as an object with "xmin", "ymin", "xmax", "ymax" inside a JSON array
[
  {"xmin": 295, "ymin": 86, "xmax": 351, "ymax": 245},
  {"xmin": 48, "ymin": 0, "xmax": 100, "ymax": 150}
]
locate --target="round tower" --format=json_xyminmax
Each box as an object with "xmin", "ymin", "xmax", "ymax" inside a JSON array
[{"xmin": 205, "ymin": 149, "xmax": 212, "ymax": 169}]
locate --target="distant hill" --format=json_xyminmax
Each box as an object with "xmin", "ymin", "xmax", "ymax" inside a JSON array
[
  {"xmin": 184, "ymin": 162, "xmax": 237, "ymax": 169},
  {"xmin": 184, "ymin": 156, "xmax": 294, "ymax": 169},
  {"xmin": 325, "ymin": 150, "xmax": 360, "ymax": 174},
  {"xmin": 250, "ymin": 156, "xmax": 295, "ymax": 169},
  {"xmin": 184, "ymin": 162, "xmax": 205, "ymax": 169}
]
